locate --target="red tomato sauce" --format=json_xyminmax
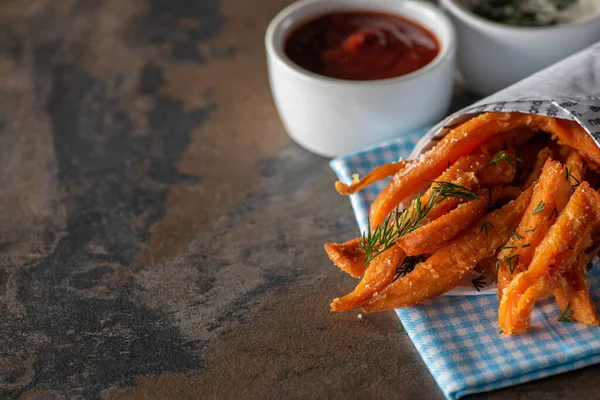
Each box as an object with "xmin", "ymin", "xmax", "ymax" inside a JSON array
[{"xmin": 284, "ymin": 11, "xmax": 440, "ymax": 81}]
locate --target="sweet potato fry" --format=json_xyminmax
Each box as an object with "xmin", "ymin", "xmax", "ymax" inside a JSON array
[
  {"xmin": 522, "ymin": 147, "xmax": 553, "ymax": 189},
  {"xmin": 399, "ymin": 184, "xmax": 525, "ymax": 257},
  {"xmin": 330, "ymin": 155, "xmax": 485, "ymax": 275},
  {"xmin": 330, "ymin": 245, "xmax": 405, "ymax": 312},
  {"xmin": 497, "ymin": 160, "xmax": 571, "ymax": 300},
  {"xmin": 545, "ymin": 118, "xmax": 600, "ymax": 169},
  {"xmin": 553, "ymin": 150, "xmax": 595, "ymax": 323},
  {"xmin": 414, "ymin": 154, "xmax": 485, "ymax": 221},
  {"xmin": 398, "ymin": 197, "xmax": 488, "ymax": 256},
  {"xmin": 498, "ymin": 182, "xmax": 600, "ymax": 334},
  {"xmin": 335, "ymin": 161, "xmax": 409, "ymax": 195},
  {"xmin": 479, "ymin": 128, "xmax": 536, "ymax": 156},
  {"xmin": 554, "ymin": 252, "xmax": 599, "ymax": 326},
  {"xmin": 369, "ymin": 113, "xmax": 539, "ymax": 227},
  {"xmin": 478, "ymin": 149, "xmax": 517, "ymax": 187},
  {"xmin": 324, "ymin": 239, "xmax": 367, "ymax": 278},
  {"xmin": 362, "ymin": 186, "xmax": 533, "ymax": 311},
  {"xmin": 369, "ymin": 114, "xmax": 600, "ymax": 228},
  {"xmin": 369, "ymin": 113, "xmax": 583, "ymax": 227},
  {"xmin": 564, "ymin": 149, "xmax": 586, "ymax": 189}
]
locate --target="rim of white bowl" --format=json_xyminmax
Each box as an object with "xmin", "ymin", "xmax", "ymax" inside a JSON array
[
  {"xmin": 441, "ymin": 0, "xmax": 600, "ymax": 34},
  {"xmin": 265, "ymin": 0, "xmax": 456, "ymax": 86}
]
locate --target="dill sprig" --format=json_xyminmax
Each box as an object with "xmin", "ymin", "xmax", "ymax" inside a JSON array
[
  {"xmin": 525, "ymin": 226, "xmax": 537, "ymax": 233},
  {"xmin": 480, "ymin": 221, "xmax": 495, "ymax": 242},
  {"xmin": 505, "ymin": 254, "xmax": 520, "ymax": 274},
  {"xmin": 359, "ymin": 181, "xmax": 479, "ymax": 263},
  {"xmin": 397, "ymin": 321, "xmax": 406, "ymax": 333},
  {"xmin": 558, "ymin": 302, "xmax": 575, "ymax": 323},
  {"xmin": 532, "ymin": 201, "xmax": 545, "ymax": 215},
  {"xmin": 393, "ymin": 254, "xmax": 428, "ymax": 282},
  {"xmin": 423, "ymin": 180, "xmax": 481, "ymax": 200},
  {"xmin": 512, "ymin": 231, "xmax": 523, "ymax": 240},
  {"xmin": 471, "ymin": 275, "xmax": 486, "ymax": 292},
  {"xmin": 489, "ymin": 151, "xmax": 523, "ymax": 173},
  {"xmin": 566, "ymin": 167, "xmax": 581, "ymax": 191},
  {"xmin": 548, "ymin": 207, "xmax": 558, "ymax": 221}
]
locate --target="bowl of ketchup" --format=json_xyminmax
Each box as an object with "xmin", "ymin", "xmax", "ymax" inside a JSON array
[{"xmin": 266, "ymin": 0, "xmax": 456, "ymax": 157}]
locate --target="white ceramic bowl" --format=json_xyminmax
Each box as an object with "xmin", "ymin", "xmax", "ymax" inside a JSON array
[
  {"xmin": 441, "ymin": 0, "xmax": 600, "ymax": 96},
  {"xmin": 265, "ymin": 0, "xmax": 456, "ymax": 157}
]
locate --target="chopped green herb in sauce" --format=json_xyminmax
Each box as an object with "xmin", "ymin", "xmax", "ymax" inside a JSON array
[{"xmin": 462, "ymin": 0, "xmax": 590, "ymax": 27}]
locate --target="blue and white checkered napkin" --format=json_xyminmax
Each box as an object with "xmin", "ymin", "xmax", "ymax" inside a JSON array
[{"xmin": 330, "ymin": 132, "xmax": 600, "ymax": 400}]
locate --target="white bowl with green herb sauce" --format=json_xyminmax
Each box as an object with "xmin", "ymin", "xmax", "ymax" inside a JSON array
[{"xmin": 441, "ymin": 0, "xmax": 600, "ymax": 95}]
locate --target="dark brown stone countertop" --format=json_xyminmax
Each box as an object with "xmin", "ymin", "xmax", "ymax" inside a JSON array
[{"xmin": 2, "ymin": 0, "xmax": 600, "ymax": 399}]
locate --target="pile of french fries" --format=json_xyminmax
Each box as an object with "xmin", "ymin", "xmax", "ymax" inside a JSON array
[{"xmin": 326, "ymin": 112, "xmax": 600, "ymax": 334}]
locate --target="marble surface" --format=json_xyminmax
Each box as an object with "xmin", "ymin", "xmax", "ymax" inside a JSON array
[{"xmin": 1, "ymin": 0, "xmax": 600, "ymax": 399}]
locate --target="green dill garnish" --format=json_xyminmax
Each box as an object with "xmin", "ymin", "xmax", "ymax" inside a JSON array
[
  {"xmin": 532, "ymin": 201, "xmax": 545, "ymax": 215},
  {"xmin": 360, "ymin": 212, "xmax": 399, "ymax": 263},
  {"xmin": 525, "ymin": 226, "xmax": 537, "ymax": 233},
  {"xmin": 397, "ymin": 321, "xmax": 406, "ymax": 333},
  {"xmin": 505, "ymin": 254, "xmax": 520, "ymax": 274},
  {"xmin": 469, "ymin": 0, "xmax": 577, "ymax": 27},
  {"xmin": 548, "ymin": 207, "xmax": 558, "ymax": 221},
  {"xmin": 423, "ymin": 180, "xmax": 480, "ymax": 200},
  {"xmin": 498, "ymin": 329, "xmax": 503, "ymax": 335},
  {"xmin": 495, "ymin": 258, "xmax": 502, "ymax": 272},
  {"xmin": 565, "ymin": 167, "xmax": 581, "ymax": 191},
  {"xmin": 558, "ymin": 302, "xmax": 575, "ymax": 323},
  {"xmin": 501, "ymin": 245, "xmax": 517, "ymax": 250},
  {"xmin": 392, "ymin": 254, "xmax": 428, "ymax": 282},
  {"xmin": 512, "ymin": 231, "xmax": 523, "ymax": 240},
  {"xmin": 521, "ymin": 244, "xmax": 531, "ymax": 248},
  {"xmin": 471, "ymin": 275, "xmax": 486, "ymax": 292},
  {"xmin": 359, "ymin": 182, "xmax": 478, "ymax": 263},
  {"xmin": 480, "ymin": 221, "xmax": 495, "ymax": 242},
  {"xmin": 489, "ymin": 151, "xmax": 523, "ymax": 173}
]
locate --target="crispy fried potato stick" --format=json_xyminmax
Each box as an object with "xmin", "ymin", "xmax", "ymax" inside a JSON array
[
  {"xmin": 498, "ymin": 182, "xmax": 600, "ymax": 334},
  {"xmin": 324, "ymin": 238, "xmax": 367, "ymax": 278},
  {"xmin": 370, "ymin": 114, "xmax": 600, "ymax": 227},
  {"xmin": 414, "ymin": 154, "xmax": 486, "ymax": 221},
  {"xmin": 325, "ymin": 155, "xmax": 485, "ymax": 277},
  {"xmin": 362, "ymin": 186, "xmax": 533, "ymax": 311},
  {"xmin": 398, "ymin": 197, "xmax": 488, "ymax": 256},
  {"xmin": 547, "ymin": 119, "xmax": 600, "ymax": 169},
  {"xmin": 335, "ymin": 162, "xmax": 410, "ymax": 195},
  {"xmin": 399, "ymin": 185, "xmax": 524, "ymax": 257},
  {"xmin": 522, "ymin": 147, "xmax": 553, "ymax": 189},
  {"xmin": 554, "ymin": 252, "xmax": 599, "ymax": 326},
  {"xmin": 478, "ymin": 149, "xmax": 517, "ymax": 187},
  {"xmin": 330, "ymin": 245, "xmax": 405, "ymax": 312},
  {"xmin": 497, "ymin": 160, "xmax": 571, "ymax": 300},
  {"xmin": 480, "ymin": 128, "xmax": 536, "ymax": 155},
  {"xmin": 552, "ymin": 151, "xmax": 596, "ymax": 324}
]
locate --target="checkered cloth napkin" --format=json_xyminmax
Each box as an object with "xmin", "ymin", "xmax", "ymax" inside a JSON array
[{"xmin": 330, "ymin": 130, "xmax": 600, "ymax": 400}]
